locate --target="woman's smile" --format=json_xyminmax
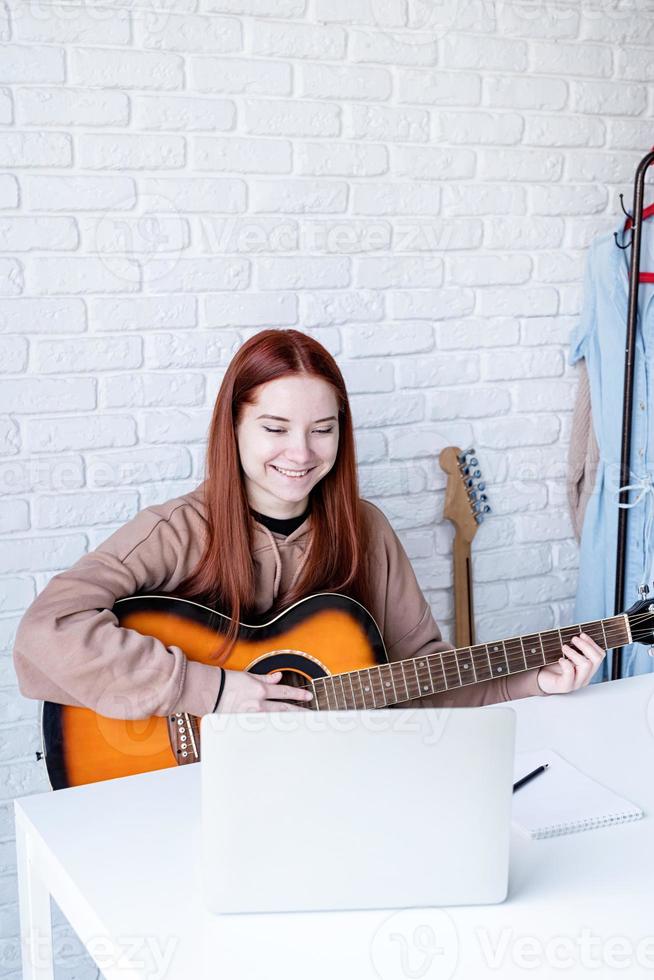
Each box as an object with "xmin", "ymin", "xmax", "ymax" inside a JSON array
[{"xmin": 270, "ymin": 464, "xmax": 315, "ymax": 479}]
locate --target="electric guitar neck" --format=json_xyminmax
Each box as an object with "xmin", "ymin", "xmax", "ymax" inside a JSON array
[{"xmin": 439, "ymin": 446, "xmax": 490, "ymax": 647}]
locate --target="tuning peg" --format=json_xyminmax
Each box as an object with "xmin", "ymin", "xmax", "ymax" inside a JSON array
[
  {"xmin": 479, "ymin": 494, "xmax": 488, "ymax": 502},
  {"xmin": 482, "ymin": 504, "xmax": 491, "ymax": 513},
  {"xmin": 474, "ymin": 514, "xmax": 484, "ymax": 524},
  {"xmin": 469, "ymin": 457, "xmax": 478, "ymax": 467},
  {"xmin": 638, "ymin": 584, "xmax": 650, "ymax": 598},
  {"xmin": 477, "ymin": 482, "xmax": 486, "ymax": 491},
  {"xmin": 458, "ymin": 447, "xmax": 475, "ymax": 463}
]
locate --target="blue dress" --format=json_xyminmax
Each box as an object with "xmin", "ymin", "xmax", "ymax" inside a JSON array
[{"xmin": 571, "ymin": 219, "xmax": 654, "ymax": 682}]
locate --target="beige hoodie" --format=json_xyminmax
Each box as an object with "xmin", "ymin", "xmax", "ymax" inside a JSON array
[{"xmin": 12, "ymin": 482, "xmax": 545, "ymax": 719}]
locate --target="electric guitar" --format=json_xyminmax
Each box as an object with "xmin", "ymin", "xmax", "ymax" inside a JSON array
[
  {"xmin": 439, "ymin": 446, "xmax": 490, "ymax": 646},
  {"xmin": 40, "ymin": 590, "xmax": 651, "ymax": 790}
]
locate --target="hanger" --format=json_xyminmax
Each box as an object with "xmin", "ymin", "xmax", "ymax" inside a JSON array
[{"xmin": 614, "ymin": 145, "xmax": 654, "ymax": 282}]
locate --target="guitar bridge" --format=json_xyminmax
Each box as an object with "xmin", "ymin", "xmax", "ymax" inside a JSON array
[{"xmin": 167, "ymin": 712, "xmax": 201, "ymax": 765}]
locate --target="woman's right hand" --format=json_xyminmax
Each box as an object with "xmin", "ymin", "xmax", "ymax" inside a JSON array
[{"xmin": 215, "ymin": 669, "xmax": 314, "ymax": 713}]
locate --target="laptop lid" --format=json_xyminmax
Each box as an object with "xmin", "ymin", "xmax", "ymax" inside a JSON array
[{"xmin": 201, "ymin": 706, "xmax": 516, "ymax": 914}]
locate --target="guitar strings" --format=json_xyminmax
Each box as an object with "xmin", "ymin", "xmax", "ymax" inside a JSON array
[
  {"xmin": 302, "ymin": 625, "xmax": 638, "ymax": 703},
  {"xmin": 290, "ymin": 612, "xmax": 651, "ymax": 704}
]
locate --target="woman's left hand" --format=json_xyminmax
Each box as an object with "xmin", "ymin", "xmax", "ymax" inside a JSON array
[{"xmin": 536, "ymin": 633, "xmax": 606, "ymax": 694}]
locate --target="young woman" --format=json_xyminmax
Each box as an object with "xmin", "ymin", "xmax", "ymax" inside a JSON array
[{"xmin": 13, "ymin": 329, "xmax": 605, "ymax": 720}]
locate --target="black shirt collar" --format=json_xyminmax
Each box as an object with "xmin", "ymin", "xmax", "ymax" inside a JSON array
[{"xmin": 250, "ymin": 504, "xmax": 311, "ymax": 537}]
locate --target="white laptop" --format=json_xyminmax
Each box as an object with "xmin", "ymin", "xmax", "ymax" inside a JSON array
[{"xmin": 201, "ymin": 705, "xmax": 516, "ymax": 915}]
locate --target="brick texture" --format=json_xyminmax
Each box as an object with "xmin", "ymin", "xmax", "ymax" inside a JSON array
[{"xmin": 0, "ymin": 2, "xmax": 650, "ymax": 974}]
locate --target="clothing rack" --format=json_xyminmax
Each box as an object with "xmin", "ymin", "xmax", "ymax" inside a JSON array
[{"xmin": 611, "ymin": 147, "xmax": 654, "ymax": 680}]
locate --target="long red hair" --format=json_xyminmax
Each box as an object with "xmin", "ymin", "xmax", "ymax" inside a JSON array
[{"xmin": 175, "ymin": 329, "xmax": 372, "ymax": 664}]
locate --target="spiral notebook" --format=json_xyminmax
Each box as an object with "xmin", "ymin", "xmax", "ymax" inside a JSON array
[{"xmin": 512, "ymin": 749, "xmax": 643, "ymax": 840}]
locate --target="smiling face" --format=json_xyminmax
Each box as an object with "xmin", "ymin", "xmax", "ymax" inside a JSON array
[{"xmin": 235, "ymin": 373, "xmax": 341, "ymax": 519}]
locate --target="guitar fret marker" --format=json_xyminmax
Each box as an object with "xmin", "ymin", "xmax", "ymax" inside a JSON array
[{"xmin": 415, "ymin": 660, "xmax": 428, "ymax": 694}]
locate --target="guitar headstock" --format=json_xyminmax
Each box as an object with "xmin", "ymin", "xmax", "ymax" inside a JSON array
[
  {"xmin": 439, "ymin": 446, "xmax": 491, "ymax": 543},
  {"xmin": 625, "ymin": 594, "xmax": 654, "ymax": 645}
]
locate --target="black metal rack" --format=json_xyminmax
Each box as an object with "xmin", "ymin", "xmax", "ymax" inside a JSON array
[{"xmin": 612, "ymin": 147, "xmax": 654, "ymax": 680}]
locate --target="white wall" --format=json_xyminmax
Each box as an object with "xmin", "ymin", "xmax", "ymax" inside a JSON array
[{"xmin": 1, "ymin": 0, "xmax": 653, "ymax": 974}]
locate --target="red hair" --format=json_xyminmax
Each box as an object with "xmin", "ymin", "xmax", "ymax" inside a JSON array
[{"xmin": 175, "ymin": 328, "xmax": 372, "ymax": 664}]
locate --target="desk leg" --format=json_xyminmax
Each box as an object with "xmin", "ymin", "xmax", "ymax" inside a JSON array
[{"xmin": 15, "ymin": 813, "xmax": 54, "ymax": 980}]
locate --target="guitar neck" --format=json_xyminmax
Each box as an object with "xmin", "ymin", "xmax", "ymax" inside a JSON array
[
  {"xmin": 453, "ymin": 535, "xmax": 475, "ymax": 647},
  {"xmin": 311, "ymin": 615, "xmax": 631, "ymax": 711}
]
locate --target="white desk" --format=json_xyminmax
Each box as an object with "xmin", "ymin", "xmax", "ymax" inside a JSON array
[{"xmin": 15, "ymin": 673, "xmax": 654, "ymax": 980}]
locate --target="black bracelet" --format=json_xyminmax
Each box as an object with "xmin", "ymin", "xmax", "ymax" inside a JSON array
[{"xmin": 212, "ymin": 667, "xmax": 226, "ymax": 712}]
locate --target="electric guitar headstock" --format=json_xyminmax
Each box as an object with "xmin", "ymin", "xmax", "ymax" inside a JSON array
[{"xmin": 439, "ymin": 446, "xmax": 491, "ymax": 543}]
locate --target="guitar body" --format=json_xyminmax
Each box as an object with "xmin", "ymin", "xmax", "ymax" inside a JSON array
[{"xmin": 41, "ymin": 592, "xmax": 387, "ymax": 790}]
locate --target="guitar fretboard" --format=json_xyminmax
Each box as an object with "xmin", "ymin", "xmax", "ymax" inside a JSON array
[{"xmin": 311, "ymin": 615, "xmax": 629, "ymax": 711}]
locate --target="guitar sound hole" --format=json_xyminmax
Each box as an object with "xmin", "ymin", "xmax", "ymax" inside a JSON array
[
  {"xmin": 276, "ymin": 670, "xmax": 311, "ymax": 706},
  {"xmin": 279, "ymin": 670, "xmax": 306, "ymax": 688}
]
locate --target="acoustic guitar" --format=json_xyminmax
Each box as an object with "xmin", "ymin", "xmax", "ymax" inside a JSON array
[
  {"xmin": 40, "ymin": 590, "xmax": 651, "ymax": 790},
  {"xmin": 439, "ymin": 445, "xmax": 490, "ymax": 647}
]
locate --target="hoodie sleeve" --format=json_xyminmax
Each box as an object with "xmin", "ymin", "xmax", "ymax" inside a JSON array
[
  {"xmin": 12, "ymin": 501, "xmax": 223, "ymax": 720},
  {"xmin": 363, "ymin": 501, "xmax": 547, "ymax": 709}
]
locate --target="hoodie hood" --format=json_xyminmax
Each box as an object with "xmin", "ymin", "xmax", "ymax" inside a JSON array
[{"xmin": 251, "ymin": 515, "xmax": 313, "ymax": 612}]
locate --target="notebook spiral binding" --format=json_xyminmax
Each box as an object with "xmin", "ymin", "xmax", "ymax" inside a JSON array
[{"xmin": 533, "ymin": 810, "xmax": 643, "ymax": 839}]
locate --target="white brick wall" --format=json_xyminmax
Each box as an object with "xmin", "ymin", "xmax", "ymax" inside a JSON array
[{"xmin": 1, "ymin": 0, "xmax": 653, "ymax": 974}]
